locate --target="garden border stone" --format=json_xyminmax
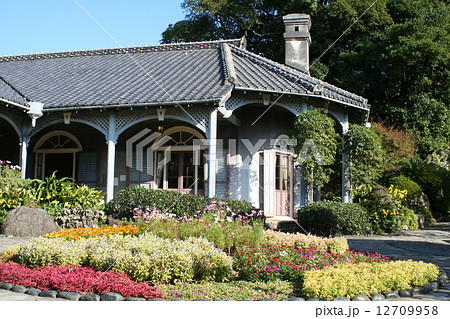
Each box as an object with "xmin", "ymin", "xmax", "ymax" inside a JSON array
[
  {"xmin": 10, "ymin": 285, "xmax": 27, "ymax": 293},
  {"xmin": 57, "ymin": 291, "xmax": 81, "ymax": 301},
  {"xmin": 79, "ymin": 294, "xmax": 100, "ymax": 301},
  {"xmin": 38, "ymin": 290, "xmax": 58, "ymax": 298},
  {"xmin": 24, "ymin": 288, "xmax": 41, "ymax": 296},
  {"xmin": 100, "ymin": 292, "xmax": 124, "ymax": 301}
]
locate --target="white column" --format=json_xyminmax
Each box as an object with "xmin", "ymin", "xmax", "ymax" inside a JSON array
[
  {"xmin": 106, "ymin": 113, "xmax": 117, "ymax": 202},
  {"xmin": 207, "ymin": 108, "xmax": 218, "ymax": 197},
  {"xmin": 19, "ymin": 136, "xmax": 29, "ymax": 179},
  {"xmin": 341, "ymin": 110, "xmax": 350, "ymax": 203}
]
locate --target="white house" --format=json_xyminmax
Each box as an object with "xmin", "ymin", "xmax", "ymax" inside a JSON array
[{"xmin": 0, "ymin": 14, "xmax": 369, "ymax": 219}]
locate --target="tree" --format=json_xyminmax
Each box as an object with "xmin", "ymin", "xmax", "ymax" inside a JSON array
[
  {"xmin": 162, "ymin": 0, "xmax": 449, "ymax": 157},
  {"xmin": 291, "ymin": 109, "xmax": 339, "ymax": 199},
  {"xmin": 343, "ymin": 124, "xmax": 386, "ymax": 198}
]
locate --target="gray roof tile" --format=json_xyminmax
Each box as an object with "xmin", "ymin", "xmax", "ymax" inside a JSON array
[{"xmin": 0, "ymin": 39, "xmax": 368, "ymax": 110}]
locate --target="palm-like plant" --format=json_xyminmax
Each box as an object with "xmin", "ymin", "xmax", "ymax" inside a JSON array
[{"xmin": 399, "ymin": 158, "xmax": 440, "ymax": 186}]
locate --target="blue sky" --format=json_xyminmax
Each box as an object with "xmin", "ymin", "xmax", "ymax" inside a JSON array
[{"xmin": 0, "ymin": 0, "xmax": 186, "ymax": 56}]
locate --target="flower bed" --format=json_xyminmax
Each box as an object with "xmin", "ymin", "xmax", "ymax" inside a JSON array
[
  {"xmin": 43, "ymin": 225, "xmax": 139, "ymax": 240},
  {"xmin": 232, "ymin": 244, "xmax": 390, "ymax": 283},
  {"xmin": 11, "ymin": 234, "xmax": 233, "ymax": 283},
  {"xmin": 303, "ymin": 261, "xmax": 440, "ymax": 300},
  {"xmin": 0, "ymin": 261, "xmax": 162, "ymax": 299},
  {"xmin": 263, "ymin": 229, "xmax": 349, "ymax": 254}
]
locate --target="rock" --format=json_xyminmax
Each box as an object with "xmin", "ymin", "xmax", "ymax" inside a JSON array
[
  {"xmin": 430, "ymin": 281, "xmax": 439, "ymax": 291},
  {"xmin": 307, "ymin": 298, "xmax": 327, "ymax": 301},
  {"xmin": 399, "ymin": 289, "xmax": 412, "ymax": 297},
  {"xmin": 101, "ymin": 292, "xmax": 124, "ymax": 301},
  {"xmin": 125, "ymin": 297, "xmax": 147, "ymax": 301},
  {"xmin": 25, "ymin": 288, "xmax": 41, "ymax": 296},
  {"xmin": 422, "ymin": 284, "xmax": 432, "ymax": 293},
  {"xmin": 257, "ymin": 298, "xmax": 277, "ymax": 301},
  {"xmin": 108, "ymin": 216, "xmax": 121, "ymax": 226},
  {"xmin": 10, "ymin": 285, "xmax": 27, "ymax": 293},
  {"xmin": 437, "ymin": 279, "xmax": 446, "ymax": 287},
  {"xmin": 412, "ymin": 287, "xmax": 424, "ymax": 296},
  {"xmin": 415, "ymin": 214, "xmax": 425, "ymax": 229},
  {"xmin": 1, "ymin": 206, "xmax": 58, "ymax": 237},
  {"xmin": 352, "ymin": 294, "xmax": 370, "ymax": 301},
  {"xmin": 172, "ymin": 298, "xmax": 185, "ymax": 301},
  {"xmin": 57, "ymin": 291, "xmax": 81, "ymax": 301},
  {"xmin": 384, "ymin": 291, "xmax": 400, "ymax": 299},
  {"xmin": 147, "ymin": 298, "xmax": 165, "ymax": 301},
  {"xmin": 371, "ymin": 294, "xmax": 386, "ymax": 301},
  {"xmin": 333, "ymin": 297, "xmax": 350, "ymax": 301},
  {"xmin": 371, "ymin": 185, "xmax": 397, "ymax": 210},
  {"xmin": 281, "ymin": 297, "xmax": 305, "ymax": 301},
  {"xmin": 79, "ymin": 294, "xmax": 100, "ymax": 301},
  {"xmin": 39, "ymin": 290, "xmax": 58, "ymax": 298},
  {"xmin": 0, "ymin": 283, "xmax": 13, "ymax": 290},
  {"xmin": 192, "ymin": 298, "xmax": 207, "ymax": 301}
]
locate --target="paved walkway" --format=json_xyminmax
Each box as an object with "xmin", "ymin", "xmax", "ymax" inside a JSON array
[
  {"xmin": 346, "ymin": 222, "xmax": 450, "ymax": 301},
  {"xmin": 0, "ymin": 224, "xmax": 449, "ymax": 301}
]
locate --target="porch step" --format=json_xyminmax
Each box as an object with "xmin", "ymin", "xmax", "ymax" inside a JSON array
[{"xmin": 265, "ymin": 217, "xmax": 304, "ymax": 233}]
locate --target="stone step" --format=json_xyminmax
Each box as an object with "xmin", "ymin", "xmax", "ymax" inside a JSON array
[{"xmin": 265, "ymin": 218, "xmax": 304, "ymax": 233}]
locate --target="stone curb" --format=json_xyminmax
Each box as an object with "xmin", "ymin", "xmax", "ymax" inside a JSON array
[{"xmin": 0, "ymin": 270, "xmax": 447, "ymax": 301}]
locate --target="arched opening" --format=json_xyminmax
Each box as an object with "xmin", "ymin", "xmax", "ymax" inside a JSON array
[
  {"xmin": 153, "ymin": 126, "xmax": 207, "ymax": 195},
  {"xmin": 0, "ymin": 117, "xmax": 20, "ymax": 165},
  {"xmin": 33, "ymin": 130, "xmax": 82, "ymax": 180}
]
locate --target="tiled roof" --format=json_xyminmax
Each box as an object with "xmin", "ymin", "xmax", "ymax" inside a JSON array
[
  {"xmin": 0, "ymin": 38, "xmax": 368, "ymax": 110},
  {"xmin": 229, "ymin": 46, "xmax": 368, "ymax": 108}
]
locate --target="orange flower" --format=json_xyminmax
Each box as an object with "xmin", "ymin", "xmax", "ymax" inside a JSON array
[{"xmin": 44, "ymin": 225, "xmax": 139, "ymax": 240}]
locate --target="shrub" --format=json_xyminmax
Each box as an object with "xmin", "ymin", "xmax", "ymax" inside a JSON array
[
  {"xmin": 159, "ymin": 280, "xmax": 296, "ymax": 300},
  {"xmin": 415, "ymin": 206, "xmax": 434, "ymax": 226},
  {"xmin": 232, "ymin": 244, "xmax": 389, "ymax": 283},
  {"xmin": 134, "ymin": 206, "xmax": 265, "ymax": 253},
  {"xmin": 422, "ymin": 167, "xmax": 450, "ymax": 221},
  {"xmin": 399, "ymin": 207, "xmax": 419, "ymax": 230},
  {"xmin": 303, "ymin": 261, "xmax": 440, "ymax": 300},
  {"xmin": 0, "ymin": 262, "xmax": 162, "ymax": 299},
  {"xmin": 105, "ymin": 186, "xmax": 259, "ymax": 221},
  {"xmin": 297, "ymin": 201, "xmax": 372, "ymax": 237},
  {"xmin": 263, "ymin": 230, "xmax": 349, "ymax": 254},
  {"xmin": 13, "ymin": 234, "xmax": 233, "ymax": 284},
  {"xmin": 11, "ymin": 237, "xmax": 89, "ymax": 267},
  {"xmin": 55, "ymin": 205, "xmax": 107, "ymax": 228},
  {"xmin": 0, "ymin": 186, "xmax": 37, "ymax": 223},
  {"xmin": 389, "ymin": 176, "xmax": 422, "ymax": 202},
  {"xmin": 369, "ymin": 209, "xmax": 401, "ymax": 234},
  {"xmin": 87, "ymin": 234, "xmax": 232, "ymax": 283}
]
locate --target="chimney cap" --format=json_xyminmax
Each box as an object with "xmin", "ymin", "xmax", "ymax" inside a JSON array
[{"xmin": 283, "ymin": 13, "xmax": 311, "ymax": 27}]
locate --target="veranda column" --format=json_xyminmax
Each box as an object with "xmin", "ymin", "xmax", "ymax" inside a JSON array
[
  {"xmin": 19, "ymin": 135, "xmax": 29, "ymax": 179},
  {"xmin": 106, "ymin": 112, "xmax": 117, "ymax": 202},
  {"xmin": 341, "ymin": 110, "xmax": 350, "ymax": 203},
  {"xmin": 207, "ymin": 108, "xmax": 218, "ymax": 197}
]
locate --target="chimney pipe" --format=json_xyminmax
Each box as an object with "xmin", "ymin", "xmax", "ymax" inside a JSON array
[{"xmin": 283, "ymin": 13, "xmax": 311, "ymax": 74}]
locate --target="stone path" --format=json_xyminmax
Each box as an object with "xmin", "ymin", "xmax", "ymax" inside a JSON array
[{"xmin": 0, "ymin": 224, "xmax": 449, "ymax": 301}]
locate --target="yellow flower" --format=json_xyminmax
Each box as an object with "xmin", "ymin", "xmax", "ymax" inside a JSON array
[{"xmin": 46, "ymin": 194, "xmax": 51, "ymax": 199}]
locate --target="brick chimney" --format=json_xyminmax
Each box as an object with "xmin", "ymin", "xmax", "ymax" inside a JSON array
[{"xmin": 283, "ymin": 13, "xmax": 311, "ymax": 74}]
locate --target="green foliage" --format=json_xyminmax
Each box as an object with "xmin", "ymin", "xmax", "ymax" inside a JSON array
[
  {"xmin": 414, "ymin": 206, "xmax": 434, "ymax": 226},
  {"xmin": 303, "ymin": 260, "xmax": 440, "ymax": 300},
  {"xmin": 399, "ymin": 206, "xmax": 419, "ymax": 230},
  {"xmin": 34, "ymin": 172, "xmax": 105, "ymax": 215},
  {"xmin": 11, "ymin": 234, "xmax": 233, "ymax": 284},
  {"xmin": 422, "ymin": 167, "xmax": 450, "ymax": 221},
  {"xmin": 159, "ymin": 280, "xmax": 296, "ymax": 301},
  {"xmin": 291, "ymin": 109, "xmax": 339, "ymax": 188},
  {"xmin": 297, "ymin": 201, "xmax": 372, "ymax": 237},
  {"xmin": 0, "ymin": 186, "xmax": 38, "ymax": 224},
  {"xmin": 389, "ymin": 175, "xmax": 422, "ymax": 201},
  {"xmin": 400, "ymin": 157, "xmax": 440, "ymax": 185},
  {"xmin": 163, "ymin": 0, "xmax": 449, "ymax": 159},
  {"xmin": 133, "ymin": 204, "xmax": 265, "ymax": 254},
  {"xmin": 344, "ymin": 124, "xmax": 386, "ymax": 194},
  {"xmin": 105, "ymin": 186, "xmax": 259, "ymax": 221},
  {"xmin": 369, "ymin": 208, "xmax": 401, "ymax": 234}
]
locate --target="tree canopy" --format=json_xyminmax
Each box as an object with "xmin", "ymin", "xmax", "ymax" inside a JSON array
[{"xmin": 162, "ymin": 0, "xmax": 449, "ymax": 157}]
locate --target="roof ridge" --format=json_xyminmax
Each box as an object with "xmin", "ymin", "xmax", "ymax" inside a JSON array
[
  {"xmin": 228, "ymin": 45, "xmax": 368, "ymax": 105},
  {"xmin": 0, "ymin": 75, "xmax": 30, "ymax": 103},
  {"xmin": 0, "ymin": 39, "xmax": 243, "ymax": 63}
]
